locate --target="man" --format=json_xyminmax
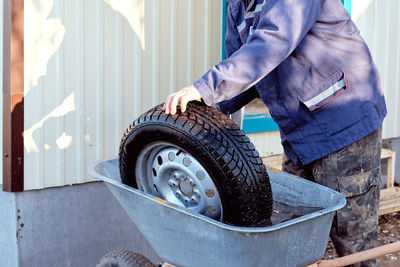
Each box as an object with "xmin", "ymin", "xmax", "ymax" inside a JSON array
[{"xmin": 163, "ymin": 0, "xmax": 386, "ymax": 265}]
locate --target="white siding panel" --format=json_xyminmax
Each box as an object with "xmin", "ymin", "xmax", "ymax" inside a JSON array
[
  {"xmin": 24, "ymin": 0, "xmax": 222, "ymax": 190},
  {"xmin": 353, "ymin": 0, "xmax": 400, "ymax": 139},
  {"xmin": 247, "ymin": 132, "xmax": 283, "ymax": 158}
]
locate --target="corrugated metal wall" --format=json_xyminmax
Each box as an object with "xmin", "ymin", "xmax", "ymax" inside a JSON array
[
  {"xmin": 24, "ymin": 0, "xmax": 222, "ymax": 190},
  {"xmin": 19, "ymin": 0, "xmax": 400, "ymax": 189},
  {"xmin": 352, "ymin": 0, "xmax": 400, "ymax": 139}
]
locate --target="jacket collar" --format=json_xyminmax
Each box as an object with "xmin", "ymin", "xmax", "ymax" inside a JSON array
[{"xmin": 226, "ymin": 0, "xmax": 257, "ymax": 10}]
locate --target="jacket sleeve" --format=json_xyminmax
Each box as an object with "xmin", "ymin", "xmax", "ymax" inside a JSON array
[
  {"xmin": 225, "ymin": 4, "xmax": 242, "ymax": 59},
  {"xmin": 193, "ymin": 0, "xmax": 322, "ymax": 106},
  {"xmin": 215, "ymin": 3, "xmax": 259, "ymax": 115},
  {"xmin": 217, "ymin": 87, "xmax": 259, "ymax": 116}
]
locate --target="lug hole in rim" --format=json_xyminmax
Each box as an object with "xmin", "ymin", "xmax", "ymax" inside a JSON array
[
  {"xmin": 152, "ymin": 168, "xmax": 157, "ymax": 177},
  {"xmin": 183, "ymin": 157, "xmax": 191, "ymax": 167},
  {"xmin": 207, "ymin": 206, "xmax": 217, "ymax": 215},
  {"xmin": 157, "ymin": 155, "xmax": 163, "ymax": 165},
  {"xmin": 168, "ymin": 152, "xmax": 176, "ymax": 162},
  {"xmin": 153, "ymin": 184, "xmax": 159, "ymax": 193},
  {"xmin": 205, "ymin": 189, "xmax": 215, "ymax": 198},
  {"xmin": 196, "ymin": 171, "xmax": 205, "ymax": 181}
]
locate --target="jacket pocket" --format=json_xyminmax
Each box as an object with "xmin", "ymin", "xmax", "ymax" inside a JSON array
[
  {"xmin": 336, "ymin": 168, "xmax": 381, "ymax": 236},
  {"xmin": 299, "ymin": 71, "xmax": 347, "ymax": 111},
  {"xmin": 298, "ymin": 71, "xmax": 366, "ymax": 136}
]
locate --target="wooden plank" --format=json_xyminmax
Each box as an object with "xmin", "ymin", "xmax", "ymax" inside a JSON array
[
  {"xmin": 386, "ymin": 150, "xmax": 396, "ymax": 188},
  {"xmin": 2, "ymin": 0, "xmax": 24, "ymax": 192},
  {"xmin": 381, "ymin": 148, "xmax": 393, "ymax": 159},
  {"xmin": 380, "ymin": 188, "xmax": 400, "ymax": 200},
  {"xmin": 379, "ymin": 197, "xmax": 400, "ymax": 215},
  {"xmin": 379, "ymin": 188, "xmax": 400, "ymax": 215},
  {"xmin": 262, "ymin": 154, "xmax": 283, "ymax": 170}
]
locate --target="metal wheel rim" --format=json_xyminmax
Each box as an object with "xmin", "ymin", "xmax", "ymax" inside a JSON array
[{"xmin": 135, "ymin": 142, "xmax": 223, "ymax": 220}]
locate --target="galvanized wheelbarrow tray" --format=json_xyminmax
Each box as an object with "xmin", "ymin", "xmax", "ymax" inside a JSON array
[{"xmin": 89, "ymin": 158, "xmax": 346, "ymax": 267}]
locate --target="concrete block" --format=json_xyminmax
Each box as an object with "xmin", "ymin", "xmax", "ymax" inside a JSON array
[
  {"xmin": 0, "ymin": 186, "xmax": 18, "ymax": 267},
  {"xmin": 1, "ymin": 182, "xmax": 162, "ymax": 267}
]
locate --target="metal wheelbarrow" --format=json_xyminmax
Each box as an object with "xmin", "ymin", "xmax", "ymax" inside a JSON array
[{"xmin": 89, "ymin": 158, "xmax": 346, "ymax": 267}]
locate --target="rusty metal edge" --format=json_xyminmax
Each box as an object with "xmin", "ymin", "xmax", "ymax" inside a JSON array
[{"xmin": 2, "ymin": 0, "xmax": 24, "ymax": 192}]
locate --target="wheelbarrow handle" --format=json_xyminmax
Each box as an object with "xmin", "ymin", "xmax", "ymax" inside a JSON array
[{"xmin": 307, "ymin": 241, "xmax": 400, "ymax": 267}]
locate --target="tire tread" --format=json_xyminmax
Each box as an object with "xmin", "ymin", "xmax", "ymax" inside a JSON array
[{"xmin": 119, "ymin": 102, "xmax": 272, "ymax": 226}]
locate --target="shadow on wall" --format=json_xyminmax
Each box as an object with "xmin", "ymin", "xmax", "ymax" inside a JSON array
[
  {"xmin": 23, "ymin": 0, "xmax": 144, "ymax": 156},
  {"xmin": 104, "ymin": 0, "xmax": 145, "ymax": 49},
  {"xmin": 25, "ymin": 0, "xmax": 65, "ymax": 91}
]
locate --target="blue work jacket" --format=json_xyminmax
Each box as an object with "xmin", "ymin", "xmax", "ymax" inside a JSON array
[{"xmin": 193, "ymin": 0, "xmax": 387, "ymax": 165}]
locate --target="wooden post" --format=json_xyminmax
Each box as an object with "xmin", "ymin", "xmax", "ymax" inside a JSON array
[
  {"xmin": 2, "ymin": 0, "xmax": 24, "ymax": 192},
  {"xmin": 306, "ymin": 241, "xmax": 400, "ymax": 267}
]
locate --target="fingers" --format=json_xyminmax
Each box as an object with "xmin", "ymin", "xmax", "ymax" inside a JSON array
[
  {"xmin": 180, "ymin": 95, "xmax": 191, "ymax": 113},
  {"xmin": 164, "ymin": 85, "xmax": 202, "ymax": 115},
  {"xmin": 164, "ymin": 92, "xmax": 178, "ymax": 114},
  {"xmin": 163, "ymin": 92, "xmax": 179, "ymax": 115},
  {"xmin": 170, "ymin": 92, "xmax": 182, "ymax": 115}
]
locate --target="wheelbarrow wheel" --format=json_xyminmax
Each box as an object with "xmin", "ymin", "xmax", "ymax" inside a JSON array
[
  {"xmin": 119, "ymin": 101, "xmax": 272, "ymax": 226},
  {"xmin": 96, "ymin": 249, "xmax": 155, "ymax": 267}
]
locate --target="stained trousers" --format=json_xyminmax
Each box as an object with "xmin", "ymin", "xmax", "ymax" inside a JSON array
[{"xmin": 282, "ymin": 129, "xmax": 382, "ymax": 267}]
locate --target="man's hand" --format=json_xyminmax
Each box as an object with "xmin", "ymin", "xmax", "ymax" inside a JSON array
[
  {"xmin": 161, "ymin": 262, "xmax": 177, "ymax": 267},
  {"xmin": 163, "ymin": 85, "xmax": 202, "ymax": 115}
]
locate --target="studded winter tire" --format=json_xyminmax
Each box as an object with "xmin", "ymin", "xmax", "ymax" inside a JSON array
[{"xmin": 119, "ymin": 102, "xmax": 272, "ymax": 226}]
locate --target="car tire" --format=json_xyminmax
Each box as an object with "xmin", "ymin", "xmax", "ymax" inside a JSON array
[
  {"xmin": 96, "ymin": 250, "xmax": 155, "ymax": 267},
  {"xmin": 119, "ymin": 102, "xmax": 272, "ymax": 226}
]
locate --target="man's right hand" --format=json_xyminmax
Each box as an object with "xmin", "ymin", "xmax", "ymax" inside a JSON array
[{"xmin": 163, "ymin": 85, "xmax": 202, "ymax": 115}]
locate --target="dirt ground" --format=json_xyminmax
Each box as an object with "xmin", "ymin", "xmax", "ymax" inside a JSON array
[{"xmin": 324, "ymin": 212, "xmax": 400, "ymax": 266}]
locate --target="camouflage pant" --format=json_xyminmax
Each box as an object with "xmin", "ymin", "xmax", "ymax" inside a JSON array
[{"xmin": 282, "ymin": 129, "xmax": 382, "ymax": 267}]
